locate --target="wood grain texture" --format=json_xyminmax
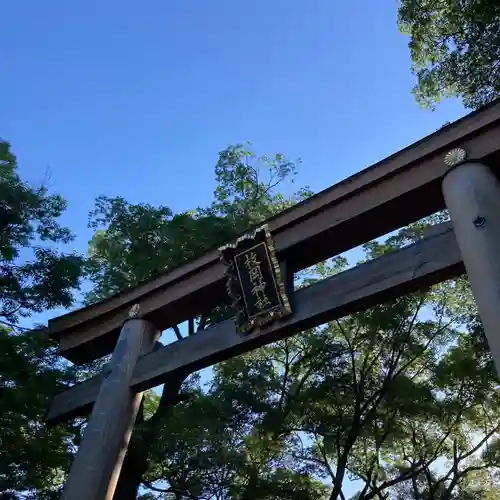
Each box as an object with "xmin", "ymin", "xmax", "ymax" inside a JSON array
[
  {"xmin": 442, "ymin": 162, "xmax": 500, "ymax": 374},
  {"xmin": 60, "ymin": 319, "xmax": 159, "ymax": 500},
  {"xmin": 54, "ymin": 115, "xmax": 500, "ymax": 364},
  {"xmin": 47, "ymin": 223, "xmax": 464, "ymax": 423}
]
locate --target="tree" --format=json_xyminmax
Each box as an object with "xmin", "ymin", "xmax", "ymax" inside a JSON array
[
  {"xmin": 0, "ymin": 140, "xmax": 83, "ymax": 322},
  {"xmin": 85, "ymin": 144, "xmax": 308, "ymax": 306},
  {"xmin": 0, "ymin": 326, "xmax": 82, "ymax": 499},
  {"xmin": 83, "ymin": 144, "xmax": 500, "ymax": 499},
  {"xmin": 398, "ymin": 0, "xmax": 500, "ymax": 109},
  {"xmin": 0, "ymin": 140, "xmax": 84, "ymax": 498},
  {"xmin": 224, "ymin": 218, "xmax": 500, "ymax": 499},
  {"xmin": 84, "ymin": 144, "xmax": 311, "ymax": 498},
  {"xmin": 193, "ymin": 221, "xmax": 500, "ymax": 499}
]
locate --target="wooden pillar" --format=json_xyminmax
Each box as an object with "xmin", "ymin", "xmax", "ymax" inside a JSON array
[
  {"xmin": 442, "ymin": 158, "xmax": 500, "ymax": 372},
  {"xmin": 61, "ymin": 308, "xmax": 160, "ymax": 500}
]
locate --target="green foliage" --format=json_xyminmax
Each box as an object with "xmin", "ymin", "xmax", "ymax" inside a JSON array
[
  {"xmin": 84, "ymin": 144, "xmax": 311, "ymax": 498},
  {"xmin": 83, "ymin": 143, "xmax": 500, "ymax": 499},
  {"xmin": 0, "ymin": 140, "xmax": 83, "ymax": 321},
  {"xmin": 85, "ymin": 144, "xmax": 309, "ymax": 306},
  {"xmin": 202, "ymin": 144, "xmax": 310, "ymax": 229},
  {"xmin": 85, "ymin": 200, "xmax": 236, "ymax": 304},
  {"xmin": 200, "ymin": 255, "xmax": 500, "ymax": 499},
  {"xmin": 0, "ymin": 140, "xmax": 84, "ymax": 498},
  {"xmin": 5, "ymin": 138, "xmax": 500, "ymax": 499},
  {"xmin": 398, "ymin": 0, "xmax": 500, "ymax": 109},
  {"xmin": 0, "ymin": 327, "xmax": 80, "ymax": 499}
]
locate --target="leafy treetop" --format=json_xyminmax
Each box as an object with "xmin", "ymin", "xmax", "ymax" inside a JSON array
[
  {"xmin": 398, "ymin": 0, "xmax": 500, "ymax": 109},
  {"xmin": 0, "ymin": 140, "xmax": 83, "ymax": 322}
]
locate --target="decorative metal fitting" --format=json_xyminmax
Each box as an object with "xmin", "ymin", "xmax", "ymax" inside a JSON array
[
  {"xmin": 473, "ymin": 216, "xmax": 486, "ymax": 228},
  {"xmin": 128, "ymin": 303, "xmax": 141, "ymax": 317},
  {"xmin": 444, "ymin": 148, "xmax": 467, "ymax": 168}
]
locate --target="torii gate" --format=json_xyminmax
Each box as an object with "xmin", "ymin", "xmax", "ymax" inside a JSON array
[{"xmin": 46, "ymin": 99, "xmax": 500, "ymax": 500}]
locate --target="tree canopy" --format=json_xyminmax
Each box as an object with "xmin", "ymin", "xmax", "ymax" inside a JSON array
[
  {"xmin": 82, "ymin": 146, "xmax": 500, "ymax": 499},
  {"xmin": 3, "ymin": 139, "xmax": 500, "ymax": 499},
  {"xmin": 0, "ymin": 140, "xmax": 82, "ymax": 323},
  {"xmin": 0, "ymin": 140, "xmax": 84, "ymax": 499},
  {"xmin": 398, "ymin": 0, "xmax": 500, "ymax": 109},
  {"xmin": 3, "ymin": 16, "xmax": 500, "ymax": 490}
]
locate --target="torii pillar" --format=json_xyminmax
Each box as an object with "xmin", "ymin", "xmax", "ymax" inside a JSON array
[
  {"xmin": 61, "ymin": 306, "xmax": 160, "ymax": 500},
  {"xmin": 441, "ymin": 148, "xmax": 500, "ymax": 372}
]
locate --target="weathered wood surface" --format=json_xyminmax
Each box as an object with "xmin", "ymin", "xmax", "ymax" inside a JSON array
[
  {"xmin": 47, "ymin": 222, "xmax": 464, "ymax": 423},
  {"xmin": 442, "ymin": 161, "xmax": 500, "ymax": 374},
  {"xmin": 60, "ymin": 318, "xmax": 160, "ymax": 500},
  {"xmin": 49, "ymin": 100, "xmax": 500, "ymax": 364}
]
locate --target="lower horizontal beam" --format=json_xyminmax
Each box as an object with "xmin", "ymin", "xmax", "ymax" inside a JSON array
[{"xmin": 46, "ymin": 222, "xmax": 464, "ymax": 423}]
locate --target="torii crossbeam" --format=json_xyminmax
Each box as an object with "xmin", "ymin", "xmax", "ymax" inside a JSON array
[{"xmin": 47, "ymin": 99, "xmax": 500, "ymax": 500}]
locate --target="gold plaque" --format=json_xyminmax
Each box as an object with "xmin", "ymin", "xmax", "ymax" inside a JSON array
[{"xmin": 219, "ymin": 226, "xmax": 292, "ymax": 333}]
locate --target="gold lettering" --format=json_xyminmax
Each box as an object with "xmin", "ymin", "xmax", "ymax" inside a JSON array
[
  {"xmin": 255, "ymin": 295, "xmax": 272, "ymax": 311},
  {"xmin": 243, "ymin": 250, "xmax": 272, "ymax": 311}
]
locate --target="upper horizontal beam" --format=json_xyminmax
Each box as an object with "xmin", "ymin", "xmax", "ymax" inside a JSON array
[
  {"xmin": 46, "ymin": 222, "xmax": 464, "ymax": 423},
  {"xmin": 49, "ymin": 98, "xmax": 500, "ymax": 364}
]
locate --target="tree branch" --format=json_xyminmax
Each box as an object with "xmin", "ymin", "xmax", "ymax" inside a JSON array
[
  {"xmin": 172, "ymin": 324, "xmax": 183, "ymax": 341},
  {"xmin": 150, "ymin": 376, "xmax": 187, "ymax": 425},
  {"xmin": 143, "ymin": 480, "xmax": 196, "ymax": 498},
  {"xmin": 459, "ymin": 423, "xmax": 500, "ymax": 462},
  {"xmin": 278, "ymin": 341, "xmax": 290, "ymax": 409},
  {"xmin": 315, "ymin": 442, "xmax": 345, "ymax": 500},
  {"xmin": 363, "ymin": 461, "xmax": 425, "ymax": 500},
  {"xmin": 336, "ymin": 319, "xmax": 358, "ymax": 390}
]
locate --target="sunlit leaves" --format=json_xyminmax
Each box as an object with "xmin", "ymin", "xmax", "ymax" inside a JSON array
[
  {"xmin": 84, "ymin": 144, "xmax": 309, "ymax": 307},
  {"xmin": 0, "ymin": 140, "xmax": 84, "ymax": 498},
  {"xmin": 80, "ymin": 143, "xmax": 500, "ymax": 499},
  {"xmin": 398, "ymin": 0, "xmax": 500, "ymax": 109},
  {"xmin": 0, "ymin": 140, "xmax": 83, "ymax": 321}
]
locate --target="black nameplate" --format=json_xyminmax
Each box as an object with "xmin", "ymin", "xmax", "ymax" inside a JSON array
[{"xmin": 219, "ymin": 226, "xmax": 292, "ymax": 333}]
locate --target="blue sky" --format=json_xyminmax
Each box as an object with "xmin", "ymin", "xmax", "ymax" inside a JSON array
[
  {"xmin": 3, "ymin": 1, "xmax": 465, "ymax": 258},
  {"xmin": 3, "ymin": 1, "xmax": 466, "ymax": 320},
  {"xmin": 2, "ymin": 2, "xmax": 470, "ymax": 496}
]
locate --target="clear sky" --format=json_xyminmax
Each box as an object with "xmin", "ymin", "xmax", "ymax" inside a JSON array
[
  {"xmin": 2, "ymin": 2, "xmax": 470, "ymax": 496},
  {"xmin": 3, "ymin": 0, "xmax": 466, "ymax": 258},
  {"xmin": 3, "ymin": 1, "xmax": 467, "ymax": 320}
]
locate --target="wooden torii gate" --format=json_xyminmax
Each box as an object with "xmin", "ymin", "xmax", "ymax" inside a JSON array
[{"xmin": 47, "ymin": 99, "xmax": 500, "ymax": 500}]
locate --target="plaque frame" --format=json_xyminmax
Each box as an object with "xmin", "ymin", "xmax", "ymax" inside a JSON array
[{"xmin": 219, "ymin": 225, "xmax": 292, "ymax": 333}]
